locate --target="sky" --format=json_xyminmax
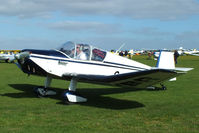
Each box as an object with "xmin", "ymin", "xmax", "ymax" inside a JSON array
[{"xmin": 1, "ymin": 0, "xmax": 199, "ymax": 50}]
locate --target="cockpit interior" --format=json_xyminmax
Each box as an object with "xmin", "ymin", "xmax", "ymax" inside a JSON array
[{"xmin": 58, "ymin": 41, "xmax": 107, "ymax": 61}]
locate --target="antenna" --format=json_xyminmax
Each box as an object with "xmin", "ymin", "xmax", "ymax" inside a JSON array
[{"xmin": 116, "ymin": 43, "xmax": 125, "ymax": 53}]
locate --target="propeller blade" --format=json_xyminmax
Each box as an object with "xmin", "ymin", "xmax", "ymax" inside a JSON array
[{"xmin": 15, "ymin": 52, "xmax": 30, "ymax": 60}]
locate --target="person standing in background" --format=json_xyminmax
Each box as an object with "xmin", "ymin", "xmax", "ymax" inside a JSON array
[{"xmin": 174, "ymin": 50, "xmax": 179, "ymax": 64}]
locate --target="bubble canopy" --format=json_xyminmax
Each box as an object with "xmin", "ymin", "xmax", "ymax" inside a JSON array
[{"xmin": 57, "ymin": 41, "xmax": 107, "ymax": 62}]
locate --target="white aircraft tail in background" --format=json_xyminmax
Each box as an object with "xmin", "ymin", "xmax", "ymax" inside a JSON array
[{"xmin": 0, "ymin": 53, "xmax": 15, "ymax": 63}]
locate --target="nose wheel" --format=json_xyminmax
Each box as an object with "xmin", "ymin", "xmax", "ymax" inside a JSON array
[{"xmin": 34, "ymin": 75, "xmax": 56, "ymax": 97}]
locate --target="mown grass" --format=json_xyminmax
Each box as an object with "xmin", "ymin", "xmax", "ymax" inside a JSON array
[{"xmin": 0, "ymin": 55, "xmax": 198, "ymax": 133}]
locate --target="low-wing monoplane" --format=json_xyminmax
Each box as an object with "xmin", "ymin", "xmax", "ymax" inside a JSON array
[
  {"xmin": 184, "ymin": 49, "xmax": 199, "ymax": 56},
  {"xmin": 14, "ymin": 41, "xmax": 193, "ymax": 103}
]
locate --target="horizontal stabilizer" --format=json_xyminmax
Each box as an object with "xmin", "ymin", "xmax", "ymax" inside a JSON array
[{"xmin": 175, "ymin": 67, "xmax": 194, "ymax": 72}]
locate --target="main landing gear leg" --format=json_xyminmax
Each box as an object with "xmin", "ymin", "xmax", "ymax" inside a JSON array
[
  {"xmin": 34, "ymin": 75, "xmax": 56, "ymax": 97},
  {"xmin": 63, "ymin": 78, "xmax": 87, "ymax": 103}
]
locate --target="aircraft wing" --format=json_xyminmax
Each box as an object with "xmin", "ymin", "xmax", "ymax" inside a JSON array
[
  {"xmin": 191, "ymin": 54, "xmax": 199, "ymax": 56},
  {"xmin": 63, "ymin": 69, "xmax": 180, "ymax": 88}
]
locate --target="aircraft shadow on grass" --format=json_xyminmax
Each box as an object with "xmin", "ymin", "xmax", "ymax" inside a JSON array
[{"xmin": 4, "ymin": 84, "xmax": 145, "ymax": 110}]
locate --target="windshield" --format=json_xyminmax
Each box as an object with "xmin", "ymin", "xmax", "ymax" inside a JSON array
[
  {"xmin": 57, "ymin": 41, "xmax": 106, "ymax": 61},
  {"xmin": 58, "ymin": 41, "xmax": 75, "ymax": 58}
]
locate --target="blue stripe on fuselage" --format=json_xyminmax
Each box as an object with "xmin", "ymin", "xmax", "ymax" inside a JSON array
[
  {"xmin": 22, "ymin": 49, "xmax": 67, "ymax": 58},
  {"xmin": 104, "ymin": 61, "xmax": 147, "ymax": 70}
]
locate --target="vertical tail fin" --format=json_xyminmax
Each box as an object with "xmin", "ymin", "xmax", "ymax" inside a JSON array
[{"xmin": 156, "ymin": 51, "xmax": 175, "ymax": 69}]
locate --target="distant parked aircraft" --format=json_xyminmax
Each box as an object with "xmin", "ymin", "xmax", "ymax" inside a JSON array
[
  {"xmin": 0, "ymin": 53, "xmax": 15, "ymax": 63},
  {"xmin": 184, "ymin": 49, "xmax": 199, "ymax": 56}
]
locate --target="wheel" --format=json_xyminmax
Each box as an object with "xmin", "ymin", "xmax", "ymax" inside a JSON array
[
  {"xmin": 62, "ymin": 90, "xmax": 87, "ymax": 103},
  {"xmin": 160, "ymin": 84, "xmax": 167, "ymax": 90},
  {"xmin": 34, "ymin": 86, "xmax": 57, "ymax": 98},
  {"xmin": 34, "ymin": 86, "xmax": 47, "ymax": 98},
  {"xmin": 162, "ymin": 86, "xmax": 167, "ymax": 90},
  {"xmin": 62, "ymin": 90, "xmax": 74, "ymax": 104}
]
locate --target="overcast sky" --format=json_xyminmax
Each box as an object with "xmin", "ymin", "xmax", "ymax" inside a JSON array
[{"xmin": 1, "ymin": 0, "xmax": 199, "ymax": 50}]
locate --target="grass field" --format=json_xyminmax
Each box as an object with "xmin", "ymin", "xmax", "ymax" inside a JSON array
[{"xmin": 0, "ymin": 55, "xmax": 198, "ymax": 133}]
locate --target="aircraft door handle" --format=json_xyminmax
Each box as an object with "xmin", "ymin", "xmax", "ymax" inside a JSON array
[{"xmin": 58, "ymin": 60, "xmax": 68, "ymax": 65}]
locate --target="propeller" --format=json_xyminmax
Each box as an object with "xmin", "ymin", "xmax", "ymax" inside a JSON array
[
  {"xmin": 14, "ymin": 51, "xmax": 30, "ymax": 64},
  {"xmin": 15, "ymin": 51, "xmax": 30, "ymax": 60}
]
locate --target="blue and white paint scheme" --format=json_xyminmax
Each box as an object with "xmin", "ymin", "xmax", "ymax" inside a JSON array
[{"xmin": 14, "ymin": 41, "xmax": 193, "ymax": 103}]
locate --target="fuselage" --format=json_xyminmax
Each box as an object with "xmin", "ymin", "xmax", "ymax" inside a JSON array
[
  {"xmin": 18, "ymin": 49, "xmax": 151, "ymax": 80},
  {"xmin": 17, "ymin": 41, "xmax": 151, "ymax": 81}
]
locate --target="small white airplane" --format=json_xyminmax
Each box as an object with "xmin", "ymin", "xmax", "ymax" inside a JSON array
[
  {"xmin": 14, "ymin": 41, "xmax": 193, "ymax": 103},
  {"xmin": 153, "ymin": 47, "xmax": 184, "ymax": 59},
  {"xmin": 133, "ymin": 50, "xmax": 144, "ymax": 55},
  {"xmin": 184, "ymin": 49, "xmax": 199, "ymax": 56},
  {"xmin": 177, "ymin": 47, "xmax": 185, "ymax": 55},
  {"xmin": 0, "ymin": 53, "xmax": 15, "ymax": 63},
  {"xmin": 153, "ymin": 51, "xmax": 160, "ymax": 59},
  {"xmin": 191, "ymin": 54, "xmax": 199, "ymax": 56}
]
